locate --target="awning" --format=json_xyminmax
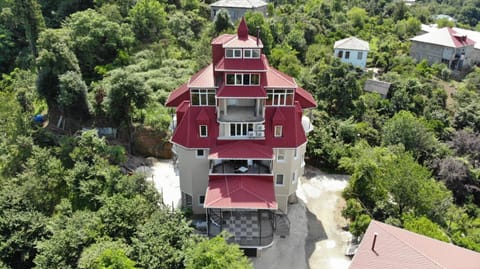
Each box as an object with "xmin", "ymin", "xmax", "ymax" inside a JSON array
[
  {"xmin": 204, "ymin": 175, "xmax": 277, "ymax": 209},
  {"xmin": 208, "ymin": 141, "xmax": 273, "ymax": 160},
  {"xmin": 216, "ymin": 85, "xmax": 266, "ymax": 98}
]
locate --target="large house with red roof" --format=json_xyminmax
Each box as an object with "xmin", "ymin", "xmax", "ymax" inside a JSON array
[
  {"xmin": 349, "ymin": 220, "xmax": 480, "ymax": 269},
  {"xmin": 166, "ymin": 18, "xmax": 316, "ymax": 248},
  {"xmin": 410, "ymin": 27, "xmax": 476, "ymax": 70}
]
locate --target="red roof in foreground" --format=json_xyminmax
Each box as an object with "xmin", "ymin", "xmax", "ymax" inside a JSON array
[
  {"xmin": 349, "ymin": 220, "xmax": 480, "ymax": 269},
  {"xmin": 216, "ymin": 85, "xmax": 266, "ymax": 98},
  {"xmin": 215, "ymin": 56, "xmax": 268, "ymax": 71},
  {"xmin": 209, "ymin": 141, "xmax": 273, "ymax": 159},
  {"xmin": 165, "ymin": 82, "xmax": 189, "ymax": 107},
  {"xmin": 205, "ymin": 175, "xmax": 277, "ymax": 209}
]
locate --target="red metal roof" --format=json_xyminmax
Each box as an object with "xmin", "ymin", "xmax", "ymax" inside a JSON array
[
  {"xmin": 216, "ymin": 85, "xmax": 266, "ymax": 98},
  {"xmin": 211, "ymin": 34, "xmax": 235, "ymax": 45},
  {"xmin": 209, "ymin": 141, "xmax": 273, "ymax": 159},
  {"xmin": 171, "ymin": 105, "xmax": 218, "ymax": 148},
  {"xmin": 448, "ymin": 27, "xmax": 476, "ymax": 47},
  {"xmin": 264, "ymin": 68, "xmax": 297, "ymax": 88},
  {"xmin": 189, "ymin": 64, "xmax": 215, "ymax": 88},
  {"xmin": 204, "ymin": 175, "xmax": 277, "ymax": 209},
  {"xmin": 295, "ymin": 87, "xmax": 317, "ymax": 109},
  {"xmin": 265, "ymin": 104, "xmax": 307, "ymax": 147},
  {"xmin": 349, "ymin": 220, "xmax": 480, "ymax": 269},
  {"xmin": 215, "ymin": 56, "xmax": 268, "ymax": 71},
  {"xmin": 165, "ymin": 82, "xmax": 189, "ymax": 107}
]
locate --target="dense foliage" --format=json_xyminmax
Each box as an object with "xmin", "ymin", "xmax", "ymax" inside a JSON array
[{"xmin": 1, "ymin": 0, "xmax": 480, "ymax": 267}]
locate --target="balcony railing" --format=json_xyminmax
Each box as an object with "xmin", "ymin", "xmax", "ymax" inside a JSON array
[
  {"xmin": 210, "ymin": 160, "xmax": 272, "ymax": 175},
  {"xmin": 218, "ymin": 106, "xmax": 264, "ymax": 122},
  {"xmin": 207, "ymin": 209, "xmax": 275, "ymax": 247}
]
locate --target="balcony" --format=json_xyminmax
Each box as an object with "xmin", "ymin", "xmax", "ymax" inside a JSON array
[
  {"xmin": 210, "ymin": 160, "xmax": 272, "ymax": 175},
  {"xmin": 218, "ymin": 106, "xmax": 264, "ymax": 122}
]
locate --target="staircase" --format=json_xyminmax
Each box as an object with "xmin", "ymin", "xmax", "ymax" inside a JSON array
[{"xmin": 275, "ymin": 212, "xmax": 290, "ymax": 237}]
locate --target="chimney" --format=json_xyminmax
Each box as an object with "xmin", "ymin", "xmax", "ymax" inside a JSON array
[
  {"xmin": 256, "ymin": 26, "xmax": 260, "ymax": 47},
  {"xmin": 371, "ymin": 232, "xmax": 378, "ymax": 251}
]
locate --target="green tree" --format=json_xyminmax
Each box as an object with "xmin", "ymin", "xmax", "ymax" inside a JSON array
[
  {"xmin": 94, "ymin": 0, "xmax": 136, "ymax": 17},
  {"xmin": 184, "ymin": 233, "xmax": 253, "ymax": 269},
  {"xmin": 58, "ymin": 71, "xmax": 90, "ymax": 118},
  {"xmin": 78, "ymin": 240, "xmax": 135, "ymax": 269},
  {"xmin": 347, "ymin": 7, "xmax": 367, "ymax": 28},
  {"xmin": 128, "ymin": 0, "xmax": 167, "ymax": 43},
  {"xmin": 213, "ymin": 9, "xmax": 234, "ymax": 34},
  {"xmin": 12, "ymin": 0, "xmax": 45, "ymax": 57},
  {"xmin": 403, "ymin": 214, "xmax": 450, "ymax": 242}
]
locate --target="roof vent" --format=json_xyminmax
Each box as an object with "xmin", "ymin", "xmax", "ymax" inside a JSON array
[{"xmin": 372, "ymin": 232, "xmax": 378, "ymax": 252}]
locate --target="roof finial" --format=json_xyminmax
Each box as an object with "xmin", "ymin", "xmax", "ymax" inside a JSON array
[{"xmin": 237, "ymin": 17, "xmax": 249, "ymax": 40}]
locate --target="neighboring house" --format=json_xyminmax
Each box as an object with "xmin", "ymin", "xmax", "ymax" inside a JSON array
[
  {"xmin": 210, "ymin": 0, "xmax": 267, "ymax": 22},
  {"xmin": 364, "ymin": 79, "xmax": 391, "ymax": 98},
  {"xmin": 349, "ymin": 220, "xmax": 480, "ymax": 269},
  {"xmin": 410, "ymin": 27, "xmax": 475, "ymax": 70},
  {"xmin": 166, "ymin": 18, "xmax": 316, "ymax": 250},
  {"xmin": 334, "ymin": 37, "xmax": 370, "ymax": 69}
]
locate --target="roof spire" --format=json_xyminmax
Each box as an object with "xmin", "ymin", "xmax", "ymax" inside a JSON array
[{"xmin": 237, "ymin": 17, "xmax": 249, "ymax": 40}]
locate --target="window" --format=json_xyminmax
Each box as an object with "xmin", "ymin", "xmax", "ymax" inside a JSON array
[
  {"xmin": 226, "ymin": 49, "xmax": 242, "ymax": 58},
  {"xmin": 277, "ymin": 149, "xmax": 285, "ymax": 161},
  {"xmin": 244, "ymin": 49, "xmax": 261, "ymax": 59},
  {"xmin": 230, "ymin": 123, "xmax": 254, "ymax": 137},
  {"xmin": 274, "ymin": 125, "xmax": 283, "ymax": 137},
  {"xmin": 191, "ymin": 89, "xmax": 215, "ymax": 106},
  {"xmin": 225, "ymin": 73, "xmax": 260, "ymax": 86},
  {"xmin": 199, "ymin": 195, "xmax": 205, "ymax": 205},
  {"xmin": 357, "ymin": 51, "xmax": 363, "ymax": 60},
  {"xmin": 292, "ymin": 171, "xmax": 297, "ymax": 183},
  {"xmin": 294, "ymin": 148, "xmax": 298, "ymax": 159},
  {"xmin": 183, "ymin": 193, "xmax": 192, "ymax": 208},
  {"xmin": 345, "ymin": 51, "xmax": 350, "ymax": 59},
  {"xmin": 266, "ymin": 89, "xmax": 294, "ymax": 106},
  {"xmin": 338, "ymin": 50, "xmax": 343, "ymax": 58},
  {"xmin": 196, "ymin": 149, "xmax": 205, "ymax": 158},
  {"xmin": 199, "ymin": 125, "xmax": 208, "ymax": 137},
  {"xmin": 276, "ymin": 174, "xmax": 284, "ymax": 185}
]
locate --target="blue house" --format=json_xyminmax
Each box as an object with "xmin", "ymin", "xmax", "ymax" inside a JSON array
[{"xmin": 334, "ymin": 37, "xmax": 370, "ymax": 69}]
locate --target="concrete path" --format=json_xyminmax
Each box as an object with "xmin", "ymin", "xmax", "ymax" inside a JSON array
[
  {"xmin": 253, "ymin": 166, "xmax": 351, "ymax": 269},
  {"xmin": 149, "ymin": 159, "xmax": 182, "ymax": 209}
]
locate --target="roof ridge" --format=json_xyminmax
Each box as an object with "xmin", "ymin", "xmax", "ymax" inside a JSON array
[
  {"xmin": 240, "ymin": 177, "xmax": 272, "ymax": 204},
  {"xmin": 374, "ymin": 221, "xmax": 447, "ymax": 269},
  {"xmin": 269, "ymin": 67, "xmax": 297, "ymax": 86},
  {"xmin": 188, "ymin": 64, "xmax": 212, "ymax": 86}
]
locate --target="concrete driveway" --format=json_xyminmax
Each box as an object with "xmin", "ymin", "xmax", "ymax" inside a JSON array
[{"xmin": 253, "ymin": 166, "xmax": 351, "ymax": 269}]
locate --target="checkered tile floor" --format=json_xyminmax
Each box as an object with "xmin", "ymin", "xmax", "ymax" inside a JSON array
[{"xmin": 224, "ymin": 213, "xmax": 259, "ymax": 238}]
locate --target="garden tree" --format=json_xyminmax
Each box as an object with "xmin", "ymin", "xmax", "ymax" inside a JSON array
[
  {"xmin": 64, "ymin": 9, "xmax": 135, "ymax": 81},
  {"xmin": 36, "ymin": 28, "xmax": 82, "ymax": 110},
  {"xmin": 306, "ymin": 60, "xmax": 363, "ymax": 118},
  {"xmin": 34, "ymin": 210, "xmax": 101, "ymax": 269},
  {"xmin": 354, "ymin": 92, "xmax": 391, "ymax": 137},
  {"xmin": 16, "ymin": 146, "xmax": 67, "ymax": 215},
  {"xmin": 128, "ymin": 0, "xmax": 167, "ymax": 43},
  {"xmin": 284, "ymin": 27, "xmax": 307, "ymax": 62},
  {"xmin": 437, "ymin": 157, "xmax": 480, "ymax": 205},
  {"xmin": 347, "ymin": 7, "xmax": 368, "ymax": 29},
  {"xmin": 243, "ymin": 11, "xmax": 274, "ymax": 55},
  {"xmin": 167, "ymin": 11, "xmax": 196, "ymax": 50},
  {"xmin": 184, "ymin": 233, "xmax": 253, "ymax": 269},
  {"xmin": 0, "ymin": 181, "xmax": 48, "ymax": 268},
  {"xmin": 448, "ymin": 129, "xmax": 480, "ymax": 162},
  {"xmin": 402, "ymin": 214, "xmax": 450, "ymax": 242},
  {"xmin": 452, "ymin": 87, "xmax": 480, "ymax": 132},
  {"xmin": 58, "ymin": 71, "xmax": 90, "ymax": 118},
  {"xmin": 213, "ymin": 8, "xmax": 234, "ymax": 34},
  {"xmin": 131, "ymin": 210, "xmax": 193, "ymax": 269},
  {"xmin": 269, "ymin": 45, "xmax": 302, "ymax": 77},
  {"xmin": 104, "ymin": 69, "xmax": 151, "ymax": 147},
  {"xmin": 38, "ymin": 0, "xmax": 94, "ymax": 27},
  {"xmin": 341, "ymin": 142, "xmax": 452, "ymax": 227},
  {"xmin": 93, "ymin": 0, "xmax": 136, "ymax": 16},
  {"xmin": 446, "ymin": 206, "xmax": 480, "ymax": 252},
  {"xmin": 78, "ymin": 240, "xmax": 135, "ymax": 269},
  {"xmin": 382, "ymin": 110, "xmax": 440, "ymax": 162},
  {"xmin": 11, "ymin": 0, "xmax": 45, "ymax": 57},
  {"xmin": 0, "ymin": 25, "xmax": 16, "ymax": 74},
  {"xmin": 98, "ymin": 195, "xmax": 156, "ymax": 241}
]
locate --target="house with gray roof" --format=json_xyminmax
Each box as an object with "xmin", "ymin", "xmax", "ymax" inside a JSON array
[
  {"xmin": 210, "ymin": 0, "xmax": 267, "ymax": 22},
  {"xmin": 334, "ymin": 37, "xmax": 370, "ymax": 69},
  {"xmin": 410, "ymin": 27, "xmax": 475, "ymax": 70}
]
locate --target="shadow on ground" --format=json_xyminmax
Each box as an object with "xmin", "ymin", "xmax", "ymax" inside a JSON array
[{"xmin": 305, "ymin": 208, "xmax": 328, "ymax": 268}]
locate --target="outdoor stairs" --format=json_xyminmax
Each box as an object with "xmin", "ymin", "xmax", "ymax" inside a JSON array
[{"xmin": 275, "ymin": 212, "xmax": 290, "ymax": 237}]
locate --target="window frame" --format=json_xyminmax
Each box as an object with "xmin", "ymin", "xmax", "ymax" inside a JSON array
[
  {"xmin": 275, "ymin": 174, "xmax": 284, "ymax": 186},
  {"xmin": 226, "ymin": 49, "xmax": 242, "ymax": 59},
  {"xmin": 357, "ymin": 51, "xmax": 363, "ymax": 60},
  {"xmin": 277, "ymin": 149, "xmax": 286, "ymax": 162},
  {"xmin": 229, "ymin": 123, "xmax": 254, "ymax": 137},
  {"xmin": 196, "ymin": 149, "xmax": 205, "ymax": 158},
  {"xmin": 199, "ymin": 195, "xmax": 205, "ymax": 205},
  {"xmin": 191, "ymin": 89, "xmax": 216, "ymax": 106},
  {"xmin": 266, "ymin": 89, "xmax": 295, "ymax": 106},
  {"xmin": 199, "ymin": 125, "xmax": 208, "ymax": 137},
  {"xmin": 274, "ymin": 125, "xmax": 283, "ymax": 137},
  {"xmin": 345, "ymin": 51, "xmax": 350, "ymax": 59},
  {"xmin": 243, "ymin": 49, "xmax": 261, "ymax": 59},
  {"xmin": 338, "ymin": 50, "xmax": 343, "ymax": 58},
  {"xmin": 225, "ymin": 73, "xmax": 260, "ymax": 86}
]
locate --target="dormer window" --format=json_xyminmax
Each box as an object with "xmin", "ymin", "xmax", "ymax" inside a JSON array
[
  {"xmin": 226, "ymin": 73, "xmax": 260, "ymax": 86},
  {"xmin": 244, "ymin": 49, "xmax": 261, "ymax": 59},
  {"xmin": 226, "ymin": 49, "xmax": 242, "ymax": 58},
  {"xmin": 274, "ymin": 125, "xmax": 283, "ymax": 137},
  {"xmin": 191, "ymin": 89, "xmax": 215, "ymax": 106}
]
